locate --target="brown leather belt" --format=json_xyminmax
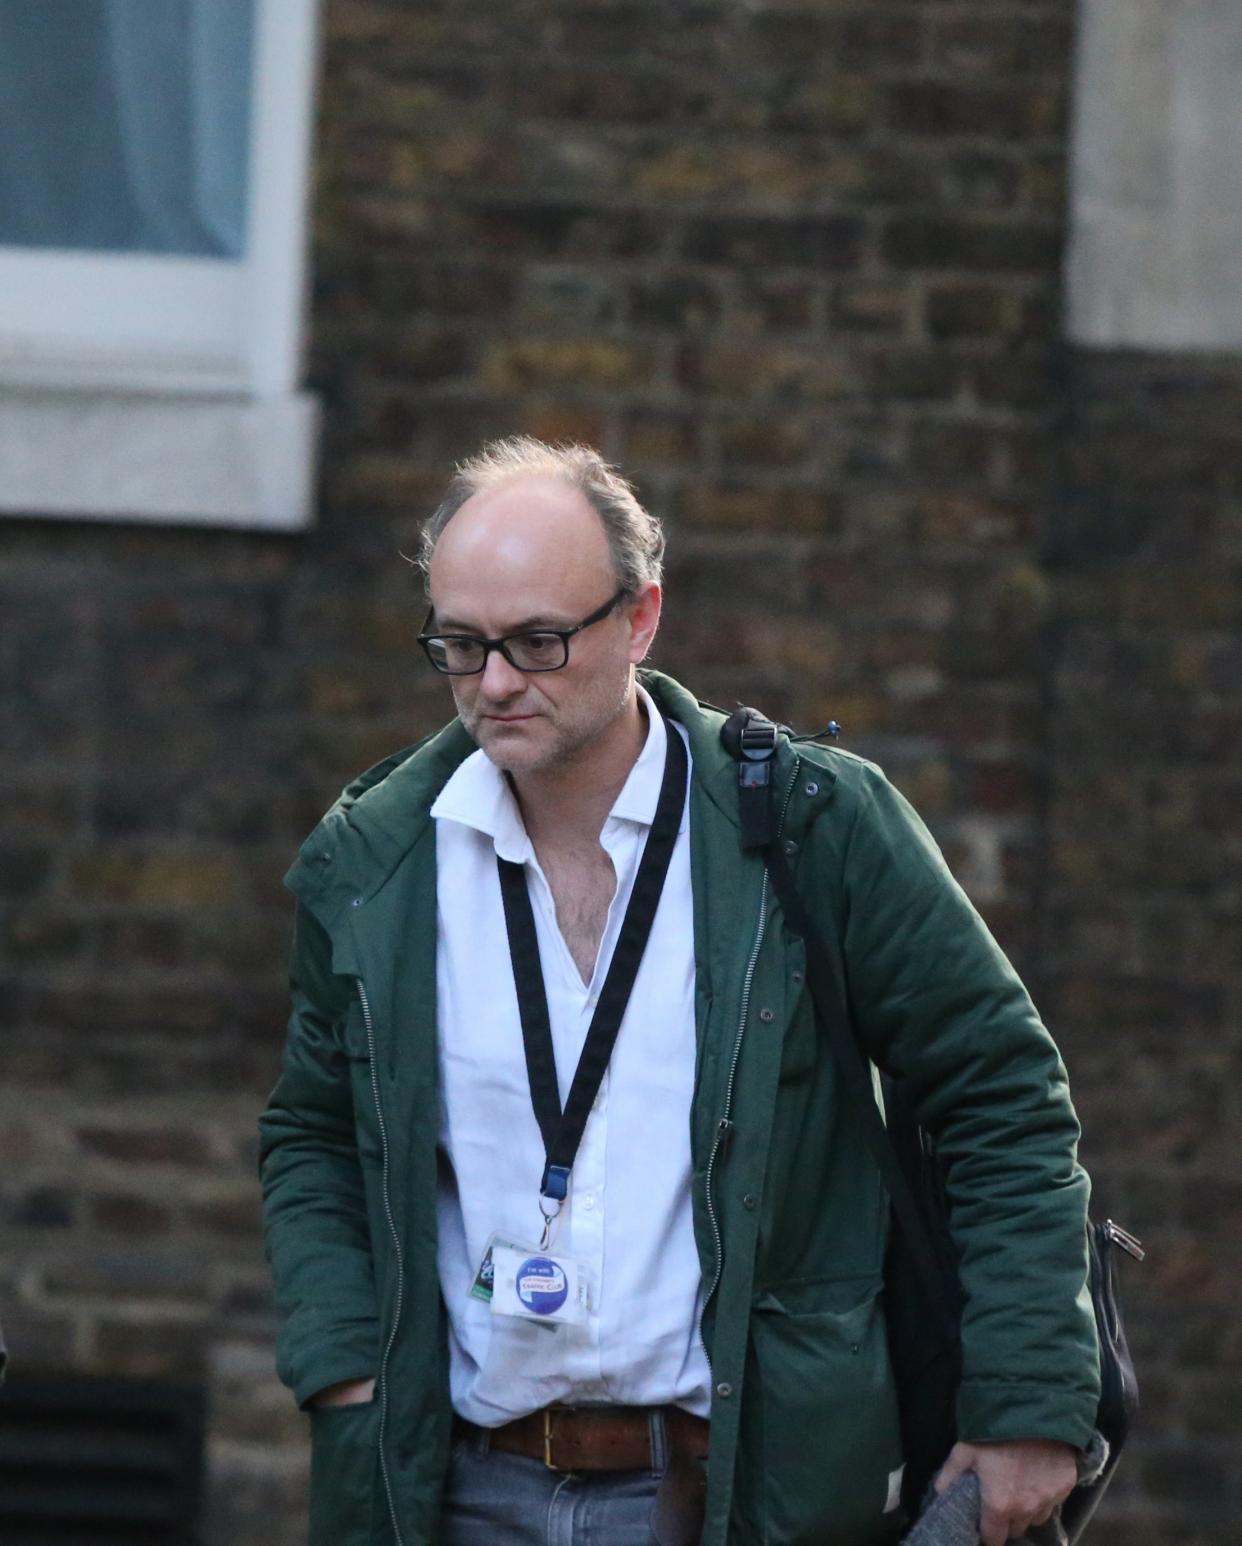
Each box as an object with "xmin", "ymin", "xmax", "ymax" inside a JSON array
[{"xmin": 454, "ymin": 1404, "xmax": 710, "ymax": 1473}]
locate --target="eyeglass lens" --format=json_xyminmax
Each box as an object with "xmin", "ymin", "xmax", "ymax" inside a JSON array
[{"xmin": 425, "ymin": 630, "xmax": 569, "ymax": 674}]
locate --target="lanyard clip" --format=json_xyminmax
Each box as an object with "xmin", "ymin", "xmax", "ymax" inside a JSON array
[{"xmin": 541, "ymin": 1164, "xmax": 571, "ymax": 1202}]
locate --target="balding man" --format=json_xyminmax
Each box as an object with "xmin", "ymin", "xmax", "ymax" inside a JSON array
[{"xmin": 260, "ymin": 438, "xmax": 1097, "ymax": 1546}]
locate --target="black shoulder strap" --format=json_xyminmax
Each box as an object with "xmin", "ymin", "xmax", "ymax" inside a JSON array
[{"xmin": 722, "ymin": 707, "xmax": 958, "ymax": 1335}]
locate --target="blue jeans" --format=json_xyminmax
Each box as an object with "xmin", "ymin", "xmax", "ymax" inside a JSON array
[{"xmin": 440, "ymin": 1426, "xmax": 665, "ymax": 1546}]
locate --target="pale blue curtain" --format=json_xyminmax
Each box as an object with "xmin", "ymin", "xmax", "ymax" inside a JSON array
[{"xmin": 0, "ymin": 0, "xmax": 255, "ymax": 258}]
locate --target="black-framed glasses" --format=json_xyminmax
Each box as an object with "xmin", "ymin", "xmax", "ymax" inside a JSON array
[{"xmin": 417, "ymin": 588, "xmax": 629, "ymax": 675}]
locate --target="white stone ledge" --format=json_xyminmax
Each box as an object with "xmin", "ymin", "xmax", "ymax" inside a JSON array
[
  {"xmin": 1068, "ymin": 0, "xmax": 1242, "ymax": 351},
  {"xmin": 0, "ymin": 388, "xmax": 320, "ymax": 531}
]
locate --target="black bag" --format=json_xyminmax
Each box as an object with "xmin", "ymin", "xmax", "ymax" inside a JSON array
[
  {"xmin": 722, "ymin": 707, "xmax": 1143, "ymax": 1537},
  {"xmin": 881, "ymin": 1074, "xmax": 1143, "ymax": 1531}
]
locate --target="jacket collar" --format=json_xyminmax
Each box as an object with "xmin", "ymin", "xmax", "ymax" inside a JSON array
[
  {"xmin": 428, "ymin": 682, "xmax": 681, "ymax": 862},
  {"xmin": 283, "ymin": 670, "xmax": 829, "ymax": 932}
]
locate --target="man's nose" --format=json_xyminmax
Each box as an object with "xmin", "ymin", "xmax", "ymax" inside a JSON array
[{"xmin": 479, "ymin": 645, "xmax": 525, "ymax": 698}]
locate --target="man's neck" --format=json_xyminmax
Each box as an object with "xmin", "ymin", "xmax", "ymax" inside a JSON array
[{"xmin": 510, "ymin": 689, "xmax": 648, "ymax": 849}]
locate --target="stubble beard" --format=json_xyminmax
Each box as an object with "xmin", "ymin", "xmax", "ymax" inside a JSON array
[{"xmin": 456, "ymin": 664, "xmax": 634, "ymax": 778}]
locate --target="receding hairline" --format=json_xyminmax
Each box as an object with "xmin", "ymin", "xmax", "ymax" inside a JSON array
[
  {"xmin": 415, "ymin": 435, "xmax": 666, "ymax": 596},
  {"xmin": 426, "ymin": 472, "xmax": 619, "ymax": 586}
]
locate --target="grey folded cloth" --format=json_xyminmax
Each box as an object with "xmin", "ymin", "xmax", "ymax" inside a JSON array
[{"xmin": 902, "ymin": 1433, "xmax": 1110, "ymax": 1546}]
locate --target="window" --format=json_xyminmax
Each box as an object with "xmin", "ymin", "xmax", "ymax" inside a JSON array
[{"xmin": 0, "ymin": 0, "xmax": 321, "ymax": 529}]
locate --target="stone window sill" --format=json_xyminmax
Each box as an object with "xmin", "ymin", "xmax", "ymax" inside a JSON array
[{"xmin": 0, "ymin": 387, "xmax": 319, "ymax": 532}]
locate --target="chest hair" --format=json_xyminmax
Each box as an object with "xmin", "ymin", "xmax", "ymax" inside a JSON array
[{"xmin": 535, "ymin": 840, "xmax": 618, "ymax": 986}]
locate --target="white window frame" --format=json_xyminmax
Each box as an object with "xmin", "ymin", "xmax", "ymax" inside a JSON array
[{"xmin": 0, "ymin": 0, "xmax": 322, "ymax": 530}]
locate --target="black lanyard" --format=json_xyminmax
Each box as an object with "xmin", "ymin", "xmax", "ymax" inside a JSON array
[{"xmin": 497, "ymin": 715, "xmax": 689, "ymax": 1210}]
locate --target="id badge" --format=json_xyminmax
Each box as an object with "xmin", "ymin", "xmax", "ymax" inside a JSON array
[
  {"xmin": 469, "ymin": 1233, "xmax": 527, "ymax": 1306},
  {"xmin": 489, "ymin": 1243, "xmax": 589, "ymax": 1327}
]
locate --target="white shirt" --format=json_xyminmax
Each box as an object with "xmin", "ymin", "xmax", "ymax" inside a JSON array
[{"xmin": 430, "ymin": 687, "xmax": 710, "ymax": 1424}]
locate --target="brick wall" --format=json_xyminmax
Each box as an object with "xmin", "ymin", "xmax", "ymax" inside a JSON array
[
  {"xmin": 0, "ymin": 3, "xmax": 1235, "ymax": 1541},
  {"xmin": 1044, "ymin": 351, "xmax": 1242, "ymax": 1543}
]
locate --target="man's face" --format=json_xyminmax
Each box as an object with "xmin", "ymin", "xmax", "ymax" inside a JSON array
[{"xmin": 426, "ymin": 474, "xmax": 660, "ymax": 777}]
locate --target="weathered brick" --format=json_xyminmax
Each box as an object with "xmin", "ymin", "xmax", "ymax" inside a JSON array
[
  {"xmin": 867, "ymin": 349, "xmax": 964, "ymax": 404},
  {"xmin": 906, "ymin": 424, "xmax": 999, "ymax": 481},
  {"xmin": 971, "ymin": 353, "xmax": 1056, "ymax": 411},
  {"xmin": 91, "ymin": 1316, "xmax": 209, "ymax": 1380},
  {"xmin": 913, "ymin": 494, "xmax": 1034, "ymax": 545},
  {"xmin": 3, "ymin": 909, "xmax": 88, "ymax": 963},
  {"xmin": 887, "ymin": 81, "xmax": 1066, "ymax": 141},
  {"xmin": 622, "ymin": 410, "xmax": 700, "ymax": 465},
  {"xmin": 8, "ymin": 1185, "xmax": 75, "ymax": 1228},
  {"xmin": 90, "ymin": 1193, "xmax": 174, "ymax": 1237},
  {"xmin": 768, "ymin": 74, "xmax": 878, "ymax": 136},
  {"xmin": 69, "ymin": 852, "xmax": 243, "ymax": 910},
  {"xmin": 838, "ymin": 12, "xmax": 926, "ymax": 70},
  {"xmin": 509, "ymin": 62, "xmax": 714, "ymax": 126},
  {"xmin": 76, "ymin": 1125, "xmax": 222, "ymax": 1169},
  {"xmin": 0, "ymin": 1303, "xmax": 78, "ymax": 1368},
  {"xmin": 736, "ymin": 272, "xmax": 817, "ymax": 330},
  {"xmin": 925, "ymin": 282, "xmax": 1023, "ymax": 339},
  {"xmin": 681, "ymin": 215, "xmax": 865, "ymax": 270},
  {"xmin": 514, "ymin": 403, "xmax": 611, "ymax": 448},
  {"xmin": 831, "ymin": 281, "xmax": 913, "ymax": 335},
  {"xmin": 930, "ymin": 16, "xmax": 1075, "ymax": 79},
  {"xmin": 715, "ymin": 416, "xmax": 810, "ymax": 469},
  {"xmin": 679, "ymin": 342, "xmax": 858, "ymax": 402},
  {"xmin": 882, "ymin": 215, "xmax": 1061, "ymax": 271},
  {"xmin": 43, "ymin": 1251, "xmax": 213, "ymax": 1307},
  {"xmin": 0, "ymin": 845, "xmax": 53, "ymax": 899},
  {"xmin": 627, "ymin": 273, "xmax": 725, "ymax": 332},
  {"xmin": 184, "ymin": 1191, "xmax": 264, "ymax": 1239},
  {"xmin": 458, "ymin": 201, "xmax": 669, "ymax": 261},
  {"xmin": 481, "ymin": 337, "xmax": 661, "ymax": 393},
  {"xmin": 675, "ymin": 482, "xmax": 841, "ymax": 534}
]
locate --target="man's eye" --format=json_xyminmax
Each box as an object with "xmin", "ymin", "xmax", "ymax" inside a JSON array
[{"xmin": 517, "ymin": 633, "xmax": 560, "ymax": 652}]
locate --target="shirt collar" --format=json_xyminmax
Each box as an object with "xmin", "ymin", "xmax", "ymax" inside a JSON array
[{"xmin": 429, "ymin": 683, "xmax": 685, "ymax": 859}]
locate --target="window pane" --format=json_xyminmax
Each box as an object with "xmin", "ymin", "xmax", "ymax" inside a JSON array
[{"xmin": 0, "ymin": 0, "xmax": 254, "ymax": 259}]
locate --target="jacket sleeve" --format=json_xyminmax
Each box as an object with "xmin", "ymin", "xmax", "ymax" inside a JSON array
[
  {"xmin": 835, "ymin": 761, "xmax": 1099, "ymax": 1448},
  {"xmin": 258, "ymin": 903, "xmax": 380, "ymax": 1409}
]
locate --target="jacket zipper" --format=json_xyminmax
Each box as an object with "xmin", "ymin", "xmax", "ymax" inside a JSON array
[
  {"xmin": 358, "ymin": 978, "xmax": 406, "ymax": 1546},
  {"xmin": 699, "ymin": 756, "xmax": 801, "ymax": 1364}
]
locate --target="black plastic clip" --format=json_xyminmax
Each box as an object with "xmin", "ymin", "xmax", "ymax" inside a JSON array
[{"xmin": 722, "ymin": 707, "xmax": 780, "ymax": 851}]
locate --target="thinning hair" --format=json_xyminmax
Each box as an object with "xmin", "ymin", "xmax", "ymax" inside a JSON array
[{"xmin": 416, "ymin": 436, "xmax": 665, "ymax": 595}]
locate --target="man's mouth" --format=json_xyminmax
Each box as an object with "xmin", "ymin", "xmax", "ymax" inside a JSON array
[{"xmin": 484, "ymin": 713, "xmax": 536, "ymax": 723}]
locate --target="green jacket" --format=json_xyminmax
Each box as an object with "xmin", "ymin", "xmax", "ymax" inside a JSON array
[{"xmin": 259, "ymin": 671, "xmax": 1098, "ymax": 1546}]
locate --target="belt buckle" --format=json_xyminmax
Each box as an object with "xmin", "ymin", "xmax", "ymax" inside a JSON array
[{"xmin": 543, "ymin": 1407, "xmax": 565, "ymax": 1472}]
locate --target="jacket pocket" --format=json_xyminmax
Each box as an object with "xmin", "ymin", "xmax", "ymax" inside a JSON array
[
  {"xmin": 743, "ymin": 1279, "xmax": 904, "ymax": 1546},
  {"xmin": 308, "ymin": 1399, "xmax": 380, "ymax": 1546}
]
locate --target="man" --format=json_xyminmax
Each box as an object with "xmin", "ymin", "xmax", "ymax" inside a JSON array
[{"xmin": 260, "ymin": 437, "xmax": 1098, "ymax": 1546}]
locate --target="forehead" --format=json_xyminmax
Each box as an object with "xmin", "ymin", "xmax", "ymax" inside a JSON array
[{"xmin": 429, "ymin": 473, "xmax": 614, "ymax": 626}]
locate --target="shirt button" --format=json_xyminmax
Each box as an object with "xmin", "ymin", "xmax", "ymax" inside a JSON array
[
  {"xmin": 804, "ymin": 781, "xmax": 820, "ymax": 797},
  {"xmin": 791, "ymin": 970, "xmax": 804, "ymax": 986},
  {"xmin": 582, "ymin": 1194, "xmax": 596, "ymax": 1211},
  {"xmin": 743, "ymin": 1194, "xmax": 757, "ymax": 1211},
  {"xmin": 758, "ymin": 1007, "xmax": 775, "ymax": 1023},
  {"xmin": 716, "ymin": 1381, "xmax": 734, "ymax": 1399},
  {"xmin": 783, "ymin": 839, "xmax": 798, "ymax": 857}
]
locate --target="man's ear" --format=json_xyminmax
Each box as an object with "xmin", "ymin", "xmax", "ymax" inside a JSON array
[{"xmin": 626, "ymin": 583, "xmax": 663, "ymax": 663}]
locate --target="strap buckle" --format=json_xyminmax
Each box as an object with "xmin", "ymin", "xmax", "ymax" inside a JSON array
[{"xmin": 543, "ymin": 1407, "xmax": 566, "ymax": 1471}]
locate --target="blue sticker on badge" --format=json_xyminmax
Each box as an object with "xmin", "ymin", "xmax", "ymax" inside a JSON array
[{"xmin": 516, "ymin": 1256, "xmax": 569, "ymax": 1315}]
